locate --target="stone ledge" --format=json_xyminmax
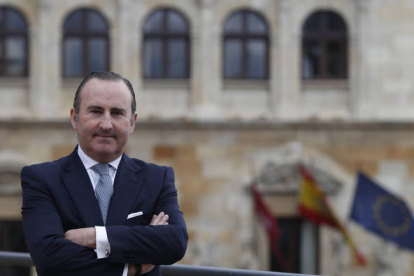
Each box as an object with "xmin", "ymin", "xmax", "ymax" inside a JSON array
[{"xmin": 1, "ymin": 119, "xmax": 414, "ymax": 131}]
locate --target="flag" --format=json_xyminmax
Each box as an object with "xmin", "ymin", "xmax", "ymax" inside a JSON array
[
  {"xmin": 252, "ymin": 183, "xmax": 287, "ymax": 271},
  {"xmin": 350, "ymin": 172, "xmax": 414, "ymax": 252},
  {"xmin": 299, "ymin": 166, "xmax": 366, "ymax": 266}
]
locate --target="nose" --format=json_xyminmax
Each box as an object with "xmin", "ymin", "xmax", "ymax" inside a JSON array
[{"xmin": 99, "ymin": 113, "xmax": 113, "ymax": 131}]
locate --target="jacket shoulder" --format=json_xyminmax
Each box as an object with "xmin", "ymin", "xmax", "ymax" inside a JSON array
[
  {"xmin": 128, "ymin": 157, "xmax": 172, "ymax": 174},
  {"xmin": 21, "ymin": 154, "xmax": 70, "ymax": 175}
]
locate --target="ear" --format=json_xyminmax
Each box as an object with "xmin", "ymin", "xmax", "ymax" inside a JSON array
[
  {"xmin": 70, "ymin": 109, "xmax": 78, "ymax": 130},
  {"xmin": 130, "ymin": 113, "xmax": 138, "ymax": 133}
]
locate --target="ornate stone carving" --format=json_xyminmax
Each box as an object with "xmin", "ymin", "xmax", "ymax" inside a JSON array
[{"xmin": 256, "ymin": 162, "xmax": 342, "ymax": 195}]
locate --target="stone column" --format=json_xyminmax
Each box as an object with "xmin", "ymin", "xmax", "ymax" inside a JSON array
[
  {"xmin": 277, "ymin": 0, "xmax": 300, "ymax": 120},
  {"xmin": 354, "ymin": 0, "xmax": 373, "ymax": 119},
  {"xmin": 191, "ymin": 0, "xmax": 221, "ymax": 120},
  {"xmin": 29, "ymin": 0, "xmax": 60, "ymax": 119}
]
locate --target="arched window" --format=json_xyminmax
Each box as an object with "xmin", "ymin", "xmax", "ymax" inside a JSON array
[
  {"xmin": 0, "ymin": 7, "xmax": 28, "ymax": 77},
  {"xmin": 223, "ymin": 10, "xmax": 269, "ymax": 79},
  {"xmin": 302, "ymin": 11, "xmax": 348, "ymax": 79},
  {"xmin": 63, "ymin": 8, "xmax": 109, "ymax": 78},
  {"xmin": 143, "ymin": 8, "xmax": 190, "ymax": 79}
]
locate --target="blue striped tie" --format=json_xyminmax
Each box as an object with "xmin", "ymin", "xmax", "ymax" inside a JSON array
[{"xmin": 92, "ymin": 163, "xmax": 113, "ymax": 225}]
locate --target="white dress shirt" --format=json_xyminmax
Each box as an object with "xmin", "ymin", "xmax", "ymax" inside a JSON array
[{"xmin": 77, "ymin": 146, "xmax": 129, "ymax": 276}]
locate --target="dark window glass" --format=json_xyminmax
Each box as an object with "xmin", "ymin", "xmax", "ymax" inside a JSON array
[
  {"xmin": 167, "ymin": 11, "xmax": 188, "ymax": 33},
  {"xmin": 270, "ymin": 218, "xmax": 319, "ymax": 274},
  {"xmin": 302, "ymin": 41, "xmax": 321, "ymax": 79},
  {"xmin": 144, "ymin": 10, "xmax": 164, "ymax": 33},
  {"xmin": 224, "ymin": 39, "xmax": 242, "ymax": 78},
  {"xmin": 168, "ymin": 39, "xmax": 187, "ymax": 77},
  {"xmin": 247, "ymin": 13, "xmax": 267, "ymax": 34},
  {"xmin": 88, "ymin": 38, "xmax": 107, "ymax": 72},
  {"xmin": 63, "ymin": 10, "xmax": 83, "ymax": 32},
  {"xmin": 87, "ymin": 11, "xmax": 108, "ymax": 32},
  {"xmin": 6, "ymin": 9, "xmax": 26, "ymax": 31},
  {"xmin": 143, "ymin": 8, "xmax": 190, "ymax": 78},
  {"xmin": 5, "ymin": 37, "xmax": 26, "ymax": 76},
  {"xmin": 223, "ymin": 10, "xmax": 269, "ymax": 79},
  {"xmin": 64, "ymin": 38, "xmax": 82, "ymax": 77},
  {"xmin": 302, "ymin": 11, "xmax": 347, "ymax": 79},
  {"xmin": 144, "ymin": 39, "xmax": 163, "ymax": 78},
  {"xmin": 0, "ymin": 7, "xmax": 28, "ymax": 77},
  {"xmin": 224, "ymin": 12, "xmax": 243, "ymax": 34},
  {"xmin": 63, "ymin": 8, "xmax": 109, "ymax": 77},
  {"xmin": 247, "ymin": 39, "xmax": 266, "ymax": 79}
]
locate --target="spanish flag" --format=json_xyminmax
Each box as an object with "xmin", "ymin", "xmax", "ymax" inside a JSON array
[
  {"xmin": 299, "ymin": 166, "xmax": 366, "ymax": 266},
  {"xmin": 252, "ymin": 183, "xmax": 288, "ymax": 271}
]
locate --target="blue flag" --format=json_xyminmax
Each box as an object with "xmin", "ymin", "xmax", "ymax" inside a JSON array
[{"xmin": 350, "ymin": 172, "xmax": 414, "ymax": 251}]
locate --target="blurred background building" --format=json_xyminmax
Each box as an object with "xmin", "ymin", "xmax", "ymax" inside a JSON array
[{"xmin": 1, "ymin": 0, "xmax": 414, "ymax": 275}]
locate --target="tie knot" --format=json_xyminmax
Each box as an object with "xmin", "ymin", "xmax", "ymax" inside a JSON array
[{"xmin": 93, "ymin": 163, "xmax": 110, "ymax": 176}]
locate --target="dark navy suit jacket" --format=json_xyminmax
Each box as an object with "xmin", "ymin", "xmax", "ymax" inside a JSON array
[{"xmin": 21, "ymin": 147, "xmax": 188, "ymax": 276}]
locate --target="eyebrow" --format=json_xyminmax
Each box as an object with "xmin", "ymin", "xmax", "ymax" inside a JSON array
[
  {"xmin": 111, "ymin": 108, "xmax": 127, "ymax": 114},
  {"xmin": 87, "ymin": 106, "xmax": 127, "ymax": 113},
  {"xmin": 87, "ymin": 105, "xmax": 104, "ymax": 110}
]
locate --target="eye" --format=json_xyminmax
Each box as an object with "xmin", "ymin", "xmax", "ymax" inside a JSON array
[
  {"xmin": 112, "ymin": 110, "xmax": 124, "ymax": 116},
  {"xmin": 91, "ymin": 109, "xmax": 102, "ymax": 114}
]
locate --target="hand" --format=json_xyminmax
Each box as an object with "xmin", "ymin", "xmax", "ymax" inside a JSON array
[
  {"xmin": 150, "ymin": 211, "xmax": 169, "ymax": 226},
  {"xmin": 135, "ymin": 212, "xmax": 170, "ymax": 274},
  {"xmin": 64, "ymin": 227, "xmax": 96, "ymax": 248}
]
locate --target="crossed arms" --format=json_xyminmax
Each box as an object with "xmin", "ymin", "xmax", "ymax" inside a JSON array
[
  {"xmin": 65, "ymin": 212, "xmax": 170, "ymax": 275},
  {"xmin": 21, "ymin": 164, "xmax": 188, "ymax": 276}
]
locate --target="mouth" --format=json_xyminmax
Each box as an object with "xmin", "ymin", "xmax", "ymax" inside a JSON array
[{"xmin": 95, "ymin": 135, "xmax": 115, "ymax": 139}]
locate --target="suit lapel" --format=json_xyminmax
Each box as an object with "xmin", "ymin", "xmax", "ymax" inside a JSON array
[
  {"xmin": 61, "ymin": 147, "xmax": 104, "ymax": 226},
  {"xmin": 107, "ymin": 154, "xmax": 144, "ymax": 225}
]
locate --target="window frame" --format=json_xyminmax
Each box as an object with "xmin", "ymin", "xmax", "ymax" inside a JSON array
[
  {"xmin": 301, "ymin": 10, "xmax": 348, "ymax": 80},
  {"xmin": 142, "ymin": 8, "xmax": 190, "ymax": 79},
  {"xmin": 62, "ymin": 8, "xmax": 109, "ymax": 78},
  {"xmin": 222, "ymin": 9, "xmax": 269, "ymax": 80},
  {"xmin": 0, "ymin": 6, "xmax": 29, "ymax": 77}
]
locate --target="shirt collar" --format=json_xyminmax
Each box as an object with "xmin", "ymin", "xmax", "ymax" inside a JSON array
[{"xmin": 77, "ymin": 145, "xmax": 122, "ymax": 171}]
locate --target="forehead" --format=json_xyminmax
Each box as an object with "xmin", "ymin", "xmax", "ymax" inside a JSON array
[{"xmin": 80, "ymin": 79, "xmax": 132, "ymax": 108}]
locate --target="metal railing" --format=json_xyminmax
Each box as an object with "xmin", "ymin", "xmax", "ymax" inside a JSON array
[{"xmin": 0, "ymin": 251, "xmax": 315, "ymax": 276}]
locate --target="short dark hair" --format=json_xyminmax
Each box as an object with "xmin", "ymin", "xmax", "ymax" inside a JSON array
[{"xmin": 73, "ymin": 71, "xmax": 137, "ymax": 120}]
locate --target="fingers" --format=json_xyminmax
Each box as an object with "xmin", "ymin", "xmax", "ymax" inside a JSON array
[{"xmin": 150, "ymin": 211, "xmax": 169, "ymax": 226}]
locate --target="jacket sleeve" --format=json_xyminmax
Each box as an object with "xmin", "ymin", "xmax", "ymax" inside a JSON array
[
  {"xmin": 105, "ymin": 167, "xmax": 188, "ymax": 265},
  {"xmin": 21, "ymin": 165, "xmax": 124, "ymax": 276}
]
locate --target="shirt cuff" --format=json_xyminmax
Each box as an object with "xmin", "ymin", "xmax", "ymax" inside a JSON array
[
  {"xmin": 95, "ymin": 226, "xmax": 111, "ymax": 259},
  {"xmin": 122, "ymin": 264, "xmax": 128, "ymax": 276}
]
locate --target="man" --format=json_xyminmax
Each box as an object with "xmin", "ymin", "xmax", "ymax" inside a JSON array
[{"xmin": 21, "ymin": 71, "xmax": 188, "ymax": 276}]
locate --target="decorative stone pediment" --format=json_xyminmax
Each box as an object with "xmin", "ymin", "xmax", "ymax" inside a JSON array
[
  {"xmin": 256, "ymin": 162, "xmax": 342, "ymax": 195},
  {"xmin": 250, "ymin": 142, "xmax": 344, "ymax": 196}
]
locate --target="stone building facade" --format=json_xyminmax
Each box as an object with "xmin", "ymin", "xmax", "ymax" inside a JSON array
[{"xmin": 1, "ymin": 0, "xmax": 414, "ymax": 275}]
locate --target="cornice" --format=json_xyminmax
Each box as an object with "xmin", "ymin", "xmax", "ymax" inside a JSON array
[{"xmin": 1, "ymin": 119, "xmax": 414, "ymax": 131}]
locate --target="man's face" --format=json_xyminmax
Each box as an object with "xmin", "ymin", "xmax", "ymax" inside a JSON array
[{"xmin": 70, "ymin": 79, "xmax": 137, "ymax": 162}]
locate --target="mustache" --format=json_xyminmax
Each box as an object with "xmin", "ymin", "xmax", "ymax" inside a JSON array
[{"xmin": 94, "ymin": 130, "xmax": 116, "ymax": 137}]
